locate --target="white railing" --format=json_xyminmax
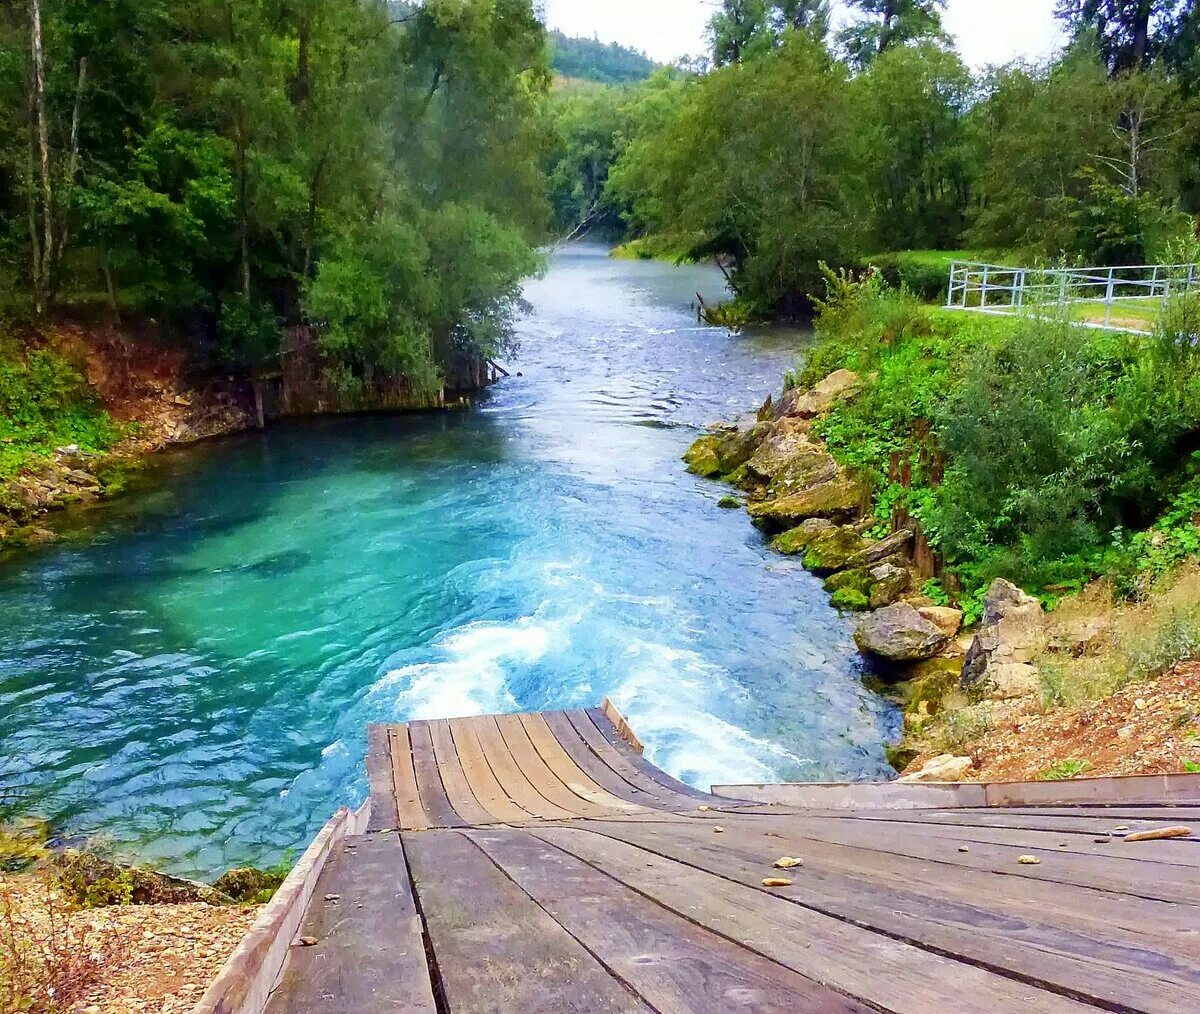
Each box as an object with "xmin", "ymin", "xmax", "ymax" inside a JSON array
[{"xmin": 946, "ymin": 261, "xmax": 1199, "ymax": 331}]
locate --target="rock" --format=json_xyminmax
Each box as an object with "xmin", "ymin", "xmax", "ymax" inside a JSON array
[
  {"xmin": 803, "ymin": 525, "xmax": 868, "ymax": 573},
  {"xmin": 772, "ymin": 518, "xmax": 833, "ymax": 555},
  {"xmin": 212, "ymin": 866, "xmax": 287, "ymax": 902},
  {"xmin": 898, "ymin": 754, "xmax": 973, "ymax": 783},
  {"xmin": 683, "ymin": 435, "xmax": 723, "ymax": 477},
  {"xmin": 918, "ymin": 606, "xmax": 964, "ymax": 638},
  {"xmin": 867, "ymin": 562, "xmax": 911, "ymax": 608},
  {"xmin": 1047, "ymin": 616, "xmax": 1110, "ymax": 656},
  {"xmin": 824, "ymin": 567, "xmax": 872, "ymax": 596},
  {"xmin": 685, "ymin": 425, "xmax": 769, "ymax": 479},
  {"xmin": 961, "ymin": 579, "xmax": 1045, "ymax": 699},
  {"xmin": 747, "ymin": 476, "xmax": 864, "ymax": 528},
  {"xmin": 853, "ymin": 603, "xmax": 950, "ymax": 662},
  {"xmin": 846, "ymin": 528, "xmax": 914, "ymax": 569},
  {"xmin": 780, "ymin": 369, "xmax": 861, "ymax": 419},
  {"xmin": 54, "ymin": 852, "xmax": 233, "ymax": 907},
  {"xmin": 830, "ymin": 587, "xmax": 871, "ymax": 611},
  {"xmin": 744, "ymin": 425, "xmax": 837, "ymax": 491},
  {"xmin": 717, "ymin": 495, "xmax": 741, "ymax": 510}
]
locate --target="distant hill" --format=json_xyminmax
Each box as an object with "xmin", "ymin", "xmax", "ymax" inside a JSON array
[{"xmin": 548, "ymin": 30, "xmax": 658, "ymax": 85}]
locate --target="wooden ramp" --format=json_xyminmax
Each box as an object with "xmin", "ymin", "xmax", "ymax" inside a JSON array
[{"xmin": 256, "ymin": 706, "xmax": 1200, "ymax": 1013}]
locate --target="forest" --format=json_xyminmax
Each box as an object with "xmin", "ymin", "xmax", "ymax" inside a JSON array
[
  {"xmin": 0, "ymin": 0, "xmax": 549, "ymax": 401},
  {"xmin": 547, "ymin": 0, "xmax": 1200, "ymax": 316}
]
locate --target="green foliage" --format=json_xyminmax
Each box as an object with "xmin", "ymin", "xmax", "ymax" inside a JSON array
[
  {"xmin": 839, "ymin": 1, "xmax": 947, "ymax": 70},
  {"xmin": 1037, "ymin": 758, "xmax": 1092, "ymax": 780},
  {"xmin": 0, "ymin": 337, "xmax": 123, "ymax": 479},
  {"xmin": 0, "ymin": 0, "xmax": 550, "ymax": 393},
  {"xmin": 860, "ymin": 250, "xmax": 984, "ymax": 302},
  {"xmin": 548, "ymin": 31, "xmax": 656, "ymax": 85},
  {"xmin": 1184, "ymin": 760, "xmax": 1200, "ymax": 772}
]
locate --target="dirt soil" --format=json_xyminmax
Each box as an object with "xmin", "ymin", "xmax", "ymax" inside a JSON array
[
  {"xmin": 963, "ymin": 662, "xmax": 1200, "ymax": 782},
  {"xmin": 1, "ymin": 874, "xmax": 257, "ymax": 1013}
]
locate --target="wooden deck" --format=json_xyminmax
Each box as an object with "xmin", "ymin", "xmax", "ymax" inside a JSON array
[{"xmin": 250, "ymin": 706, "xmax": 1200, "ymax": 1013}]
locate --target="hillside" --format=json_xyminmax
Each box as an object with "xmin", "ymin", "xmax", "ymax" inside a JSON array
[{"xmin": 548, "ymin": 30, "xmax": 657, "ymax": 85}]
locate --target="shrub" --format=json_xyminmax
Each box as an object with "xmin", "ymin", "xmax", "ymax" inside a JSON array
[
  {"xmin": 0, "ymin": 335, "xmax": 124, "ymax": 480},
  {"xmin": 1037, "ymin": 758, "xmax": 1092, "ymax": 780}
]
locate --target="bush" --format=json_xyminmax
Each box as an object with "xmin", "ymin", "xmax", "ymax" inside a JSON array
[
  {"xmin": 0, "ymin": 335, "xmax": 124, "ymax": 480},
  {"xmin": 858, "ymin": 250, "xmax": 986, "ymax": 303}
]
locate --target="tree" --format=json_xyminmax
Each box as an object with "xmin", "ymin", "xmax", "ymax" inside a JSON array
[
  {"xmin": 1055, "ymin": 1, "xmax": 1192, "ymax": 73},
  {"xmin": 839, "ymin": 0, "xmax": 948, "ymax": 69},
  {"xmin": 708, "ymin": 0, "xmax": 769, "ymax": 66}
]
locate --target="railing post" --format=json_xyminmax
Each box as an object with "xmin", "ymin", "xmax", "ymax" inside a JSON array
[
  {"xmin": 1057, "ymin": 269, "xmax": 1067, "ymax": 307},
  {"xmin": 981, "ymin": 265, "xmax": 990, "ymax": 309},
  {"xmin": 946, "ymin": 262, "xmax": 957, "ymax": 308}
]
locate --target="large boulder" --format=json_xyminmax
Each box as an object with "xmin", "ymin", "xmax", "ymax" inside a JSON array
[
  {"xmin": 803, "ymin": 525, "xmax": 868, "ymax": 573},
  {"xmin": 961, "ymin": 578, "xmax": 1045, "ymax": 700},
  {"xmin": 744, "ymin": 424, "xmax": 838, "ymax": 492},
  {"xmin": 747, "ymin": 476, "xmax": 864, "ymax": 527},
  {"xmin": 846, "ymin": 528, "xmax": 914, "ymax": 569},
  {"xmin": 771, "ymin": 518, "xmax": 833, "ymax": 556},
  {"xmin": 866, "ymin": 562, "xmax": 912, "ymax": 608},
  {"xmin": 778, "ymin": 369, "xmax": 861, "ymax": 420},
  {"xmin": 684, "ymin": 424, "xmax": 769, "ymax": 479},
  {"xmin": 854, "ymin": 603, "xmax": 950, "ymax": 662},
  {"xmin": 918, "ymin": 606, "xmax": 964, "ymax": 638},
  {"xmin": 899, "ymin": 754, "xmax": 974, "ymax": 783}
]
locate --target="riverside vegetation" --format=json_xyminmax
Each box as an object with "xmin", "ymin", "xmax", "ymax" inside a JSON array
[{"xmin": 687, "ymin": 268, "xmax": 1200, "ymax": 779}]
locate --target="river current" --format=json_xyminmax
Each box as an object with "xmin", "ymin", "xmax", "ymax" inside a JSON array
[{"xmin": 0, "ymin": 244, "xmax": 897, "ymax": 877}]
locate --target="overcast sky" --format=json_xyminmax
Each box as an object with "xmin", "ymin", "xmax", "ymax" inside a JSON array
[{"xmin": 543, "ymin": 0, "xmax": 1066, "ymax": 69}]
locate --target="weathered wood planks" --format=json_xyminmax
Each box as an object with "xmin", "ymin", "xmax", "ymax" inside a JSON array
[{"xmin": 270, "ymin": 707, "xmax": 1200, "ymax": 1014}]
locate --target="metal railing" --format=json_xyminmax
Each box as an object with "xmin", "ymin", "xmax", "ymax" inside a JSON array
[{"xmin": 946, "ymin": 261, "xmax": 1199, "ymax": 332}]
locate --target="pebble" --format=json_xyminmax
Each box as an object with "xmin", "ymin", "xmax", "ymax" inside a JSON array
[
  {"xmin": 1017, "ymin": 855, "xmax": 1041, "ymax": 865},
  {"xmin": 713, "ymin": 826, "xmax": 724, "ymax": 833}
]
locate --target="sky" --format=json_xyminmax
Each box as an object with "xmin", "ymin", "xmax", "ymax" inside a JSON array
[{"xmin": 542, "ymin": 0, "xmax": 1067, "ymax": 70}]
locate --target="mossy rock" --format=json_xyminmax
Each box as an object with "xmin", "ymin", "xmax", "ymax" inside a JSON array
[
  {"xmin": 771, "ymin": 519, "xmax": 832, "ymax": 556},
  {"xmin": 802, "ymin": 525, "xmax": 868, "ymax": 574},
  {"xmin": 747, "ymin": 476, "xmax": 864, "ymax": 528},
  {"xmin": 683, "ymin": 435, "xmax": 723, "ymax": 477},
  {"xmin": 824, "ymin": 567, "xmax": 872, "ymax": 596},
  {"xmin": 213, "ymin": 865, "xmax": 288, "ymax": 903},
  {"xmin": 55, "ymin": 851, "xmax": 233, "ymax": 908},
  {"xmin": 717, "ymin": 495, "xmax": 741, "ymax": 510},
  {"xmin": 884, "ymin": 742, "xmax": 920, "ymax": 773},
  {"xmin": 830, "ymin": 588, "xmax": 871, "ymax": 611}
]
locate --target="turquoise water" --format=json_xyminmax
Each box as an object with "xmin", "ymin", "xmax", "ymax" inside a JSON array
[{"xmin": 0, "ymin": 245, "xmax": 897, "ymax": 877}]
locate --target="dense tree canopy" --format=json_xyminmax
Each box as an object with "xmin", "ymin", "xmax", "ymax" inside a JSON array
[
  {"xmin": 0, "ymin": 0, "xmax": 550, "ymax": 398},
  {"xmin": 545, "ymin": 0, "xmax": 1200, "ymax": 317},
  {"xmin": 548, "ymin": 30, "xmax": 656, "ymax": 85}
]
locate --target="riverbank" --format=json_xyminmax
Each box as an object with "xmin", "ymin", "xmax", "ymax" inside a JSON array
[{"xmin": 687, "ymin": 272, "xmax": 1200, "ymax": 782}]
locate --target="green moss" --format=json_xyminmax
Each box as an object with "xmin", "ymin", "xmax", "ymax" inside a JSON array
[
  {"xmin": 884, "ymin": 742, "xmax": 919, "ymax": 772},
  {"xmin": 717, "ymin": 495, "xmax": 740, "ymax": 509},
  {"xmin": 830, "ymin": 587, "xmax": 870, "ymax": 611},
  {"xmin": 683, "ymin": 435, "xmax": 722, "ymax": 477},
  {"xmin": 824, "ymin": 567, "xmax": 872, "ymax": 595}
]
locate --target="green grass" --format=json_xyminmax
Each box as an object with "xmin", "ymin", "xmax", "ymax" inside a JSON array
[
  {"xmin": 0, "ymin": 335, "xmax": 125, "ymax": 481},
  {"xmin": 858, "ymin": 250, "xmax": 995, "ymax": 302},
  {"xmin": 610, "ymin": 235, "xmax": 700, "ymax": 264},
  {"xmin": 1067, "ymin": 297, "xmax": 1162, "ymax": 331},
  {"xmin": 1037, "ymin": 759, "xmax": 1092, "ymax": 780}
]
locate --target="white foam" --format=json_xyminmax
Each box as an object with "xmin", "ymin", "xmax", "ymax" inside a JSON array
[
  {"xmin": 608, "ymin": 640, "xmax": 811, "ymax": 788},
  {"xmin": 371, "ymin": 616, "xmax": 552, "ymax": 720}
]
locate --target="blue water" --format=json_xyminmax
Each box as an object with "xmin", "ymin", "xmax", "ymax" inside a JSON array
[{"xmin": 0, "ymin": 245, "xmax": 897, "ymax": 878}]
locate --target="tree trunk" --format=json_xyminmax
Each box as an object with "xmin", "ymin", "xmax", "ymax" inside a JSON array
[{"xmin": 29, "ymin": 0, "xmax": 53, "ymax": 317}]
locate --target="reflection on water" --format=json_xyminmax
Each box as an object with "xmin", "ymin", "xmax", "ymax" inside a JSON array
[{"xmin": 0, "ymin": 243, "xmax": 897, "ymax": 877}]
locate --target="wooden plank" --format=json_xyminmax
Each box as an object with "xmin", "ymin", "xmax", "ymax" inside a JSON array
[
  {"xmin": 739, "ymin": 812, "xmax": 1200, "ymax": 906},
  {"xmin": 407, "ymin": 720, "xmax": 468, "ymax": 829},
  {"xmin": 518, "ymin": 712, "xmax": 649, "ymax": 816},
  {"xmin": 601, "ymin": 697, "xmax": 644, "ymax": 753},
  {"xmin": 428, "ymin": 718, "xmax": 498, "ymax": 827},
  {"xmin": 365, "ymin": 723, "xmax": 399, "ymax": 832},
  {"xmin": 985, "ymin": 773, "xmax": 1200, "ymax": 807},
  {"xmin": 569, "ymin": 818, "xmax": 1200, "ymax": 1008},
  {"xmin": 563, "ymin": 709, "xmax": 707, "ymax": 810},
  {"xmin": 585, "ymin": 707, "xmax": 722, "ymax": 804},
  {"xmin": 493, "ymin": 713, "xmax": 615, "ymax": 818},
  {"xmin": 466, "ymin": 827, "xmax": 871, "ymax": 1014},
  {"xmin": 778, "ymin": 813, "xmax": 1200, "ymax": 867},
  {"xmin": 403, "ymin": 829, "xmax": 649, "ymax": 1013},
  {"xmin": 465, "ymin": 715, "xmax": 579, "ymax": 821},
  {"xmin": 713, "ymin": 781, "xmax": 988, "ymax": 810},
  {"xmin": 447, "ymin": 716, "xmax": 535, "ymax": 825},
  {"xmin": 265, "ymin": 832, "xmax": 435, "ymax": 1012},
  {"xmin": 535, "ymin": 826, "xmax": 1093, "ymax": 1013},
  {"xmin": 790, "ymin": 807, "xmax": 1199, "ymax": 837},
  {"xmin": 543, "ymin": 710, "xmax": 680, "ymax": 809},
  {"xmin": 388, "ymin": 725, "xmax": 430, "ymax": 831}
]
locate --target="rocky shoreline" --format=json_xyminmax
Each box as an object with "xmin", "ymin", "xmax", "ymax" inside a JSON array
[{"xmin": 684, "ymin": 368, "xmax": 1070, "ymax": 779}]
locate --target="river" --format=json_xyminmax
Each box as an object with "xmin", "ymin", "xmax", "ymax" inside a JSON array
[{"xmin": 0, "ymin": 244, "xmax": 897, "ymax": 878}]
